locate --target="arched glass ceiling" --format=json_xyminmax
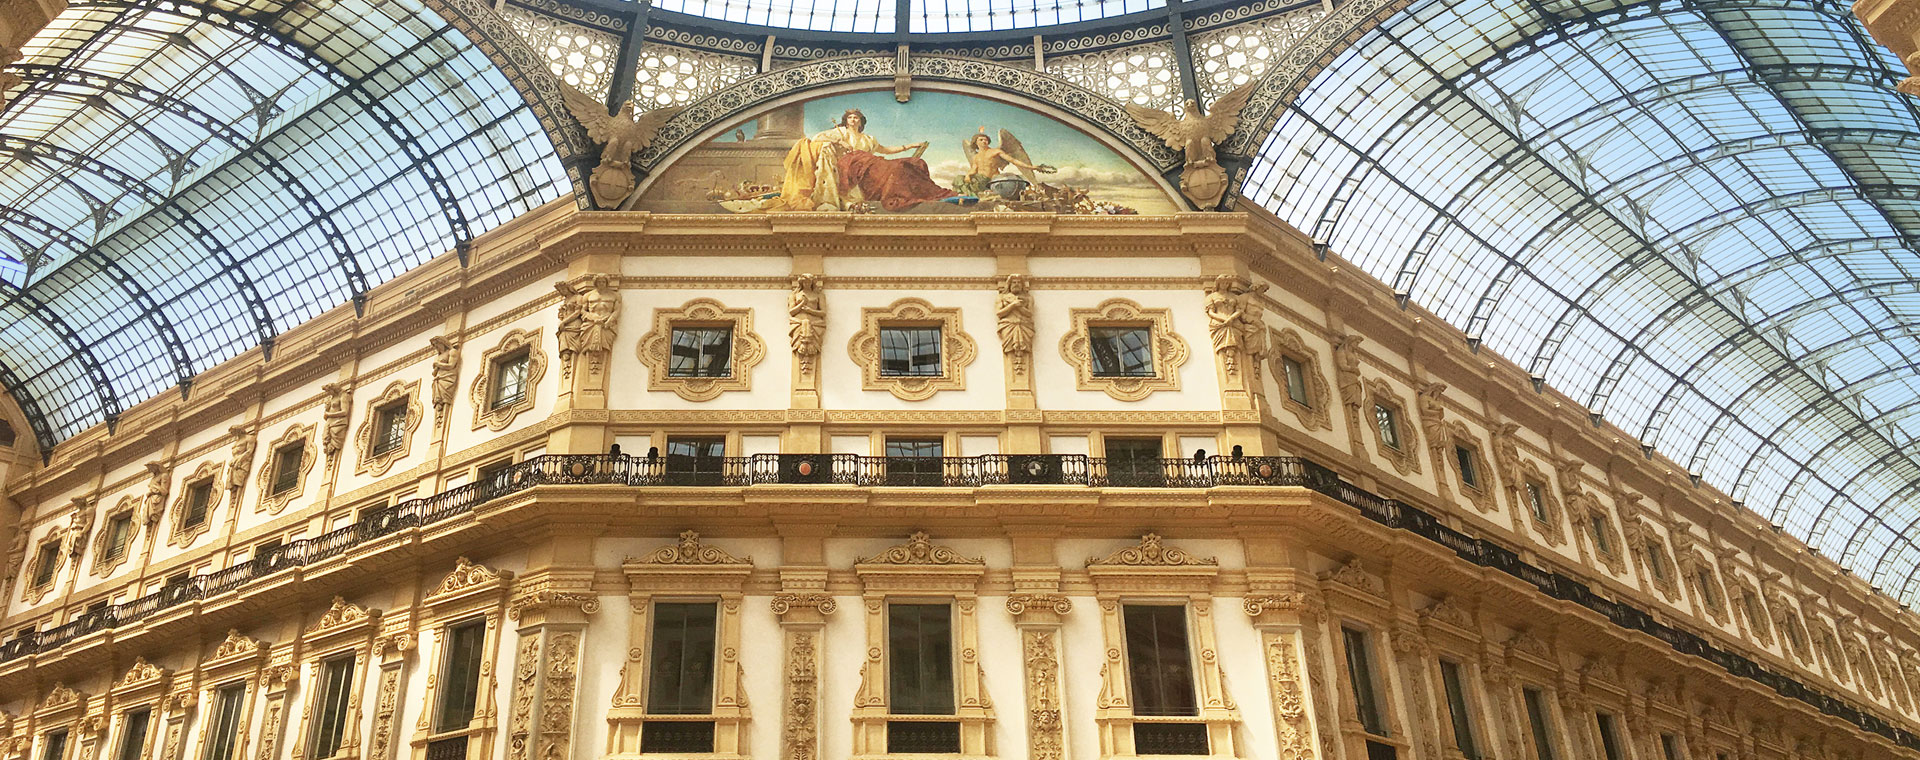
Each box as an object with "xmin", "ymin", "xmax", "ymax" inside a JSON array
[
  {"xmin": 1244, "ymin": 0, "xmax": 1920, "ymax": 600},
  {"xmin": 0, "ymin": 0, "xmax": 569, "ymax": 449},
  {"xmin": 647, "ymin": 0, "xmax": 1165, "ymax": 34}
]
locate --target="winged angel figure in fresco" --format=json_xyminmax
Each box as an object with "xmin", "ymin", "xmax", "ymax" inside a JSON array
[
  {"xmin": 561, "ymin": 84, "xmax": 683, "ymax": 208},
  {"xmin": 956, "ymin": 128, "xmax": 1057, "ymax": 197},
  {"xmin": 1126, "ymin": 82, "xmax": 1255, "ymax": 209}
]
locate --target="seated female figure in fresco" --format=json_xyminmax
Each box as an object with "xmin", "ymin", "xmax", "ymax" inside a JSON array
[{"xmin": 775, "ymin": 109, "xmax": 955, "ymax": 211}]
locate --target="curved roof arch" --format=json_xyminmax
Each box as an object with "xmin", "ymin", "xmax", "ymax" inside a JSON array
[
  {"xmin": 1243, "ymin": 0, "xmax": 1920, "ymax": 599},
  {"xmin": 0, "ymin": 0, "xmax": 576, "ymax": 449}
]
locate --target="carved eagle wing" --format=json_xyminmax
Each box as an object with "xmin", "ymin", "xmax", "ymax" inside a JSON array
[
  {"xmin": 1200, "ymin": 82, "xmax": 1257, "ymax": 143},
  {"xmin": 628, "ymin": 104, "xmax": 685, "ymax": 151},
  {"xmin": 1125, "ymin": 102, "xmax": 1188, "ymax": 145},
  {"xmin": 560, "ymin": 83, "xmax": 626, "ymax": 144}
]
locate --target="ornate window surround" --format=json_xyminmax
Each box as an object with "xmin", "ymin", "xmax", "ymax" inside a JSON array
[
  {"xmin": 90, "ymin": 497, "xmax": 139, "ymax": 577},
  {"xmin": 1410, "ymin": 598, "xmax": 1490, "ymax": 760},
  {"xmin": 1084, "ymin": 534, "xmax": 1240, "ymax": 758},
  {"xmin": 609, "ymin": 532, "xmax": 753, "ymax": 759},
  {"xmin": 1518, "ymin": 461, "xmax": 1567, "ymax": 547},
  {"xmin": 169, "ymin": 461, "xmax": 223, "ymax": 547},
  {"xmin": 32, "ymin": 683, "xmax": 88, "ymax": 760},
  {"xmin": 1769, "ymin": 592, "xmax": 1815, "ymax": 665},
  {"xmin": 291, "ymin": 598, "xmax": 381, "ymax": 760},
  {"xmin": 23, "ymin": 528, "xmax": 66, "ymax": 605},
  {"xmin": 848, "ymin": 532, "xmax": 993, "ymax": 758},
  {"xmin": 1317, "ymin": 558, "xmax": 1410, "ymax": 756},
  {"xmin": 1269, "ymin": 328, "xmax": 1331, "ymax": 430},
  {"xmin": 470, "ymin": 328, "xmax": 547, "ymax": 432},
  {"xmin": 1573, "ymin": 492, "xmax": 1621, "ymax": 573},
  {"xmin": 1732, "ymin": 575, "xmax": 1774, "ymax": 647},
  {"xmin": 1443, "ymin": 422, "xmax": 1495, "ymax": 514},
  {"xmin": 107, "ymin": 658, "xmax": 171, "ymax": 760},
  {"xmin": 356, "ymin": 381, "xmax": 424, "ymax": 478},
  {"xmin": 636, "ymin": 298, "xmax": 768, "ymax": 402},
  {"xmin": 848, "ymin": 298, "xmax": 978, "ymax": 402},
  {"xmin": 410, "ymin": 558, "xmax": 513, "ymax": 760},
  {"xmin": 196, "ymin": 630, "xmax": 272, "ymax": 760},
  {"xmin": 256, "ymin": 425, "xmax": 317, "ymax": 515},
  {"xmin": 1630, "ymin": 522, "xmax": 1681, "ymax": 603},
  {"xmin": 1363, "ymin": 378, "xmax": 1420, "ymax": 475},
  {"xmin": 1675, "ymin": 544, "xmax": 1728, "ymax": 627},
  {"xmin": 1057, "ymin": 298, "xmax": 1190, "ymax": 402}
]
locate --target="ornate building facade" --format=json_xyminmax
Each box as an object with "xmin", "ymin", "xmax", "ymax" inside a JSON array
[{"xmin": 4, "ymin": 2, "xmax": 1920, "ymax": 760}]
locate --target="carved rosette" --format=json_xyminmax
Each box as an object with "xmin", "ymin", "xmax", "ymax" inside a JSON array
[{"xmin": 1266, "ymin": 633, "xmax": 1316, "ymax": 760}]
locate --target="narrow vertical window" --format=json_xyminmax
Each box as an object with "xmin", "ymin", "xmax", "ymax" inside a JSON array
[
  {"xmin": 1522, "ymin": 687, "xmax": 1555, "ymax": 760},
  {"xmin": 642, "ymin": 602, "xmax": 719, "ymax": 754},
  {"xmin": 308, "ymin": 654, "xmax": 356, "ymax": 759},
  {"xmin": 31, "ymin": 542, "xmax": 59, "ymax": 587},
  {"xmin": 1646, "ymin": 540, "xmax": 1670, "ymax": 582},
  {"xmin": 1595, "ymin": 713, "xmax": 1624, "ymax": 760},
  {"xmin": 435, "ymin": 618, "xmax": 486, "ymax": 732},
  {"xmin": 102, "ymin": 513, "xmax": 134, "ymax": 562},
  {"xmin": 1374, "ymin": 404, "xmax": 1401, "ymax": 450},
  {"xmin": 1342, "ymin": 627, "xmax": 1388, "ymax": 736},
  {"xmin": 183, "ymin": 481, "xmax": 213, "ymax": 529},
  {"xmin": 1525, "ymin": 481, "xmax": 1549, "ymax": 522},
  {"xmin": 1455, "ymin": 446, "xmax": 1479, "ymax": 488},
  {"xmin": 490, "ymin": 350, "xmax": 530, "ymax": 409},
  {"xmin": 372, "ymin": 402, "xmax": 408, "ymax": 456},
  {"xmin": 1589, "ymin": 513, "xmax": 1611, "ymax": 554},
  {"xmin": 117, "ymin": 709, "xmax": 151, "ymax": 760},
  {"xmin": 203, "ymin": 683, "xmax": 247, "ymax": 760},
  {"xmin": 1695, "ymin": 569, "xmax": 1718, "ymax": 608},
  {"xmin": 1282, "ymin": 355, "xmax": 1310, "ymax": 406},
  {"xmin": 1124, "ymin": 604, "xmax": 1206, "ymax": 755},
  {"xmin": 1439, "ymin": 660, "xmax": 1477, "ymax": 758},
  {"xmin": 41, "ymin": 729, "xmax": 69, "ymax": 760},
  {"xmin": 887, "ymin": 603, "xmax": 959, "ymax": 754},
  {"xmin": 1660, "ymin": 733, "xmax": 1683, "ymax": 760},
  {"xmin": 270, "ymin": 443, "xmax": 304, "ymax": 496}
]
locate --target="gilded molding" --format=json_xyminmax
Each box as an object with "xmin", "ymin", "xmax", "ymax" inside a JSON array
[
  {"xmin": 847, "ymin": 298, "xmax": 977, "ymax": 401},
  {"xmin": 505, "ymin": 590, "xmax": 600, "ymax": 621},
  {"xmin": 306, "ymin": 596, "xmax": 374, "ymax": 635},
  {"xmin": 1265, "ymin": 632, "xmax": 1315, "ymax": 760},
  {"xmin": 1006, "ymin": 593, "xmax": 1074, "ymax": 616},
  {"xmin": 1057, "ymin": 298, "xmax": 1189, "ymax": 401},
  {"xmin": 255, "ymin": 424, "xmax": 317, "ymax": 515},
  {"xmin": 1023, "ymin": 630, "xmax": 1065, "ymax": 760},
  {"xmin": 858, "ymin": 531, "xmax": 983, "ymax": 565},
  {"xmin": 770, "ymin": 593, "xmax": 838, "ymax": 616},
  {"xmin": 634, "ymin": 530, "xmax": 751, "ymax": 565},
  {"xmin": 470, "ymin": 328, "xmax": 548, "ymax": 432},
  {"xmin": 1087, "ymin": 532, "xmax": 1217, "ymax": 567},
  {"xmin": 1363, "ymin": 377, "xmax": 1420, "ymax": 475},
  {"xmin": 635, "ymin": 298, "xmax": 767, "ymax": 401},
  {"xmin": 354, "ymin": 380, "xmax": 425, "ymax": 477},
  {"xmin": 1271, "ymin": 328, "xmax": 1332, "ymax": 431}
]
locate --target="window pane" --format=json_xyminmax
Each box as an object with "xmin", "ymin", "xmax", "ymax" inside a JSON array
[
  {"xmin": 1343, "ymin": 628, "xmax": 1387, "ymax": 735},
  {"xmin": 32, "ymin": 544, "xmax": 58, "ymax": 586},
  {"xmin": 436, "ymin": 619, "xmax": 487, "ymax": 731},
  {"xmin": 203, "ymin": 684, "xmax": 246, "ymax": 760},
  {"xmin": 491, "ymin": 353, "xmax": 529, "ymax": 408},
  {"xmin": 888, "ymin": 604, "xmax": 955, "ymax": 715},
  {"xmin": 880, "ymin": 327, "xmax": 942, "ymax": 376},
  {"xmin": 1526, "ymin": 482, "xmax": 1548, "ymax": 522},
  {"xmin": 117, "ymin": 710, "xmax": 151, "ymax": 760},
  {"xmin": 1455, "ymin": 446, "xmax": 1478, "ymax": 487},
  {"xmin": 648, "ymin": 603, "xmax": 718, "ymax": 714},
  {"xmin": 668, "ymin": 327, "xmax": 733, "ymax": 378},
  {"xmin": 1439, "ymin": 660, "xmax": 1477, "ymax": 758},
  {"xmin": 1661, "ymin": 734, "xmax": 1682, "ymax": 760},
  {"xmin": 1089, "ymin": 326, "xmax": 1154, "ymax": 377},
  {"xmin": 885, "ymin": 438, "xmax": 944, "ymax": 486},
  {"xmin": 185, "ymin": 482, "xmax": 213, "ymax": 527},
  {"xmin": 373, "ymin": 405, "xmax": 407, "ymax": 455},
  {"xmin": 1590, "ymin": 514, "xmax": 1611, "ymax": 553},
  {"xmin": 1104, "ymin": 438, "xmax": 1165, "ymax": 487},
  {"xmin": 1374, "ymin": 405, "xmax": 1400, "ymax": 449},
  {"xmin": 1123, "ymin": 605, "xmax": 1197, "ymax": 717},
  {"xmin": 1282, "ymin": 356, "xmax": 1310, "ymax": 405},
  {"xmin": 1523, "ymin": 687, "xmax": 1555, "ymax": 760},
  {"xmin": 310, "ymin": 655, "xmax": 355, "ymax": 759},
  {"xmin": 42, "ymin": 730, "xmax": 68, "ymax": 760},
  {"xmin": 105, "ymin": 515, "xmax": 132, "ymax": 560},
  {"xmin": 272, "ymin": 444, "xmax": 304, "ymax": 495},
  {"xmin": 1596, "ymin": 714, "xmax": 1624, "ymax": 760},
  {"xmin": 664, "ymin": 438, "xmax": 727, "ymax": 485}
]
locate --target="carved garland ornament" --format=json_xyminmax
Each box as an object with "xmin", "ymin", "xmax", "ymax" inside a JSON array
[
  {"xmin": 306, "ymin": 597, "xmax": 373, "ymax": 634},
  {"xmin": 470, "ymin": 328, "xmax": 548, "ymax": 432},
  {"xmin": 432, "ymin": 556, "xmax": 509, "ymax": 597},
  {"xmin": 168, "ymin": 460, "xmax": 224, "ymax": 546},
  {"xmin": 860, "ymin": 531, "xmax": 983, "ymax": 565},
  {"xmin": 354, "ymin": 380, "xmax": 425, "ymax": 477},
  {"xmin": 1363, "ymin": 377, "xmax": 1420, "ymax": 475},
  {"xmin": 255, "ymin": 424, "xmax": 317, "ymax": 515},
  {"xmin": 1271, "ymin": 328, "xmax": 1332, "ymax": 430},
  {"xmin": 848, "ymin": 298, "xmax": 977, "ymax": 401},
  {"xmin": 1057, "ymin": 298, "xmax": 1190, "ymax": 401},
  {"xmin": 635, "ymin": 298, "xmax": 767, "ymax": 401}
]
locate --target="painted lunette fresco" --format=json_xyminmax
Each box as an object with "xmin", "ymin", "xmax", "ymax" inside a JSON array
[{"xmin": 636, "ymin": 90, "xmax": 1181, "ymax": 214}]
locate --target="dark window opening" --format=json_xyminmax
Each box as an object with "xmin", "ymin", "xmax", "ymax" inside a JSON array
[
  {"xmin": 669, "ymin": 326, "xmax": 734, "ymax": 378},
  {"xmin": 885, "ymin": 721, "xmax": 960, "ymax": 754},
  {"xmin": 1343, "ymin": 627, "xmax": 1388, "ymax": 736},
  {"xmin": 41, "ymin": 729, "xmax": 69, "ymax": 760},
  {"xmin": 879, "ymin": 326, "xmax": 942, "ymax": 377},
  {"xmin": 183, "ymin": 481, "xmax": 213, "ymax": 529},
  {"xmin": 1282, "ymin": 355, "xmax": 1311, "ymax": 406},
  {"xmin": 435, "ymin": 618, "xmax": 486, "ymax": 732},
  {"xmin": 884, "ymin": 438, "xmax": 945, "ymax": 487},
  {"xmin": 1104, "ymin": 438, "xmax": 1165, "ymax": 487},
  {"xmin": 490, "ymin": 351, "xmax": 530, "ymax": 409},
  {"xmin": 1589, "ymin": 513, "xmax": 1611, "ymax": 554},
  {"xmin": 1522, "ymin": 687, "xmax": 1555, "ymax": 760},
  {"xmin": 640, "ymin": 721, "xmax": 716, "ymax": 754},
  {"xmin": 888, "ymin": 603, "xmax": 955, "ymax": 715},
  {"xmin": 116, "ymin": 709, "xmax": 151, "ymax": 760},
  {"xmin": 1646, "ymin": 541, "xmax": 1670, "ymax": 582},
  {"xmin": 309, "ymin": 654, "xmax": 356, "ymax": 759},
  {"xmin": 270, "ymin": 443, "xmax": 304, "ymax": 496},
  {"xmin": 372, "ymin": 402, "xmax": 408, "ymax": 456},
  {"xmin": 1089, "ymin": 325, "xmax": 1155, "ymax": 377},
  {"xmin": 1124, "ymin": 605, "xmax": 1198, "ymax": 717},
  {"xmin": 1374, "ymin": 404, "xmax": 1401, "ymax": 450},
  {"xmin": 665, "ymin": 437, "xmax": 728, "ymax": 486},
  {"xmin": 203, "ymin": 683, "xmax": 246, "ymax": 760},
  {"xmin": 1439, "ymin": 660, "xmax": 1477, "ymax": 759},
  {"xmin": 102, "ymin": 514, "xmax": 133, "ymax": 562},
  {"xmin": 1133, "ymin": 723, "xmax": 1209, "ymax": 755},
  {"xmin": 648, "ymin": 602, "xmax": 718, "ymax": 715},
  {"xmin": 1525, "ymin": 481, "xmax": 1549, "ymax": 522},
  {"xmin": 1596, "ymin": 713, "xmax": 1624, "ymax": 760},
  {"xmin": 1661, "ymin": 733, "xmax": 1683, "ymax": 760},
  {"xmin": 31, "ymin": 542, "xmax": 59, "ymax": 587},
  {"xmin": 1455, "ymin": 446, "xmax": 1479, "ymax": 488}
]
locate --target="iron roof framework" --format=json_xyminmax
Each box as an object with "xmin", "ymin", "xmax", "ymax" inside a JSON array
[
  {"xmin": 1243, "ymin": 0, "xmax": 1920, "ymax": 601},
  {"xmin": 0, "ymin": 0, "xmax": 569, "ymax": 450}
]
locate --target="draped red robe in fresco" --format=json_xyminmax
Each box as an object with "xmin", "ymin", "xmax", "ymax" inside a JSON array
[{"xmin": 835, "ymin": 151, "xmax": 956, "ymax": 211}]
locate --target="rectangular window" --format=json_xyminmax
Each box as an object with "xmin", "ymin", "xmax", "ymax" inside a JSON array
[
  {"xmin": 1104, "ymin": 437, "xmax": 1165, "ymax": 487},
  {"xmin": 371, "ymin": 402, "xmax": 407, "ymax": 456},
  {"xmin": 1088, "ymin": 325, "xmax": 1155, "ymax": 377},
  {"xmin": 203, "ymin": 683, "xmax": 246, "ymax": 760},
  {"xmin": 103, "ymin": 513, "xmax": 133, "ymax": 562},
  {"xmin": 884, "ymin": 438, "xmax": 945, "ymax": 487},
  {"xmin": 1125, "ymin": 605, "xmax": 1198, "ymax": 717},
  {"xmin": 1525, "ymin": 481, "xmax": 1549, "ymax": 522},
  {"xmin": 668, "ymin": 326, "xmax": 733, "ymax": 378},
  {"xmin": 435, "ymin": 618, "xmax": 487, "ymax": 733},
  {"xmin": 1696, "ymin": 570, "xmax": 1718, "ymax": 608},
  {"xmin": 1342, "ymin": 627, "xmax": 1388, "ymax": 736},
  {"xmin": 308, "ymin": 654, "xmax": 356, "ymax": 759},
  {"xmin": 476, "ymin": 459, "xmax": 513, "ymax": 491},
  {"xmin": 888, "ymin": 604, "xmax": 955, "ymax": 715},
  {"xmin": 1522, "ymin": 687, "xmax": 1555, "ymax": 760},
  {"xmin": 1374, "ymin": 404, "xmax": 1401, "ymax": 450},
  {"xmin": 489, "ymin": 351, "xmax": 530, "ymax": 409},
  {"xmin": 879, "ymin": 326, "xmax": 942, "ymax": 376},
  {"xmin": 1282, "ymin": 355, "xmax": 1311, "ymax": 406},
  {"xmin": 41, "ymin": 729, "xmax": 68, "ymax": 760},
  {"xmin": 183, "ymin": 481, "xmax": 213, "ymax": 529},
  {"xmin": 1439, "ymin": 660, "xmax": 1477, "ymax": 758},
  {"xmin": 1661, "ymin": 734, "xmax": 1683, "ymax": 760},
  {"xmin": 31, "ymin": 542, "xmax": 58, "ymax": 587},
  {"xmin": 1595, "ymin": 713, "xmax": 1624, "ymax": 760},
  {"xmin": 270, "ymin": 443, "xmax": 304, "ymax": 496},
  {"xmin": 1647, "ymin": 541, "xmax": 1670, "ymax": 582},
  {"xmin": 647, "ymin": 602, "xmax": 718, "ymax": 714},
  {"xmin": 117, "ymin": 709, "xmax": 151, "ymax": 760},
  {"xmin": 1455, "ymin": 446, "xmax": 1479, "ymax": 488},
  {"xmin": 1742, "ymin": 593, "xmax": 1765, "ymax": 629},
  {"xmin": 1590, "ymin": 513, "xmax": 1611, "ymax": 554},
  {"xmin": 665, "ymin": 437, "xmax": 727, "ymax": 486}
]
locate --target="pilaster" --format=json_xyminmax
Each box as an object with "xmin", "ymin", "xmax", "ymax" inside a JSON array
[
  {"xmin": 504, "ymin": 572, "xmax": 597, "ymax": 760},
  {"xmin": 1247, "ymin": 592, "xmax": 1333, "ymax": 760},
  {"xmin": 771, "ymin": 588, "xmax": 835, "ymax": 760}
]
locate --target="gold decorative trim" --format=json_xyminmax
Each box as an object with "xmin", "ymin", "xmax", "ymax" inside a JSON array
[
  {"xmin": 255, "ymin": 424, "xmax": 317, "ymax": 515},
  {"xmin": 613, "ymin": 542, "xmax": 753, "ymax": 759},
  {"xmin": 1270, "ymin": 328, "xmax": 1331, "ymax": 430},
  {"xmin": 848, "ymin": 298, "xmax": 977, "ymax": 401},
  {"xmin": 1735, "ymin": 578, "xmax": 1775, "ymax": 647},
  {"xmin": 118, "ymin": 657, "xmax": 169, "ymax": 690},
  {"xmin": 1056, "ymin": 298, "xmax": 1189, "ymax": 402},
  {"xmin": 1444, "ymin": 422, "xmax": 1496, "ymax": 514},
  {"xmin": 636, "ymin": 298, "xmax": 767, "ymax": 401},
  {"xmin": 22, "ymin": 530, "xmax": 65, "ymax": 605},
  {"xmin": 1319, "ymin": 558, "xmax": 1385, "ymax": 599},
  {"xmin": 635, "ymin": 530, "xmax": 751, "ymax": 565},
  {"xmin": 1086, "ymin": 533, "xmax": 1216, "ymax": 567},
  {"xmin": 1632, "ymin": 522, "xmax": 1681, "ymax": 603},
  {"xmin": 859, "ymin": 531, "xmax": 983, "ymax": 565},
  {"xmin": 1363, "ymin": 378, "xmax": 1420, "ymax": 475},
  {"xmin": 428, "ymin": 557, "xmax": 509, "ymax": 600},
  {"xmin": 169, "ymin": 460, "xmax": 224, "ymax": 546},
  {"xmin": 306, "ymin": 596, "xmax": 374, "ymax": 635},
  {"xmin": 207, "ymin": 629, "xmax": 268, "ymax": 665},
  {"xmin": 470, "ymin": 328, "xmax": 547, "ymax": 432},
  {"xmin": 355, "ymin": 380, "xmax": 425, "ymax": 477},
  {"xmin": 90, "ymin": 497, "xmax": 138, "ymax": 577},
  {"xmin": 1520, "ymin": 459, "xmax": 1566, "ymax": 547}
]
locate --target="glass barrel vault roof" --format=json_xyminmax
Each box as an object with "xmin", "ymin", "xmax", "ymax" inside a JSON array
[
  {"xmin": 1245, "ymin": 0, "xmax": 1920, "ymax": 599},
  {"xmin": 0, "ymin": 0, "xmax": 569, "ymax": 446}
]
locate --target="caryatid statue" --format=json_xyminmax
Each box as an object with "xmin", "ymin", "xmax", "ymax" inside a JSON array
[
  {"xmin": 996, "ymin": 274, "xmax": 1035, "ymax": 361},
  {"xmin": 556, "ymin": 274, "xmax": 620, "ymax": 379},
  {"xmin": 321, "ymin": 382, "xmax": 350, "ymax": 463},
  {"xmin": 788, "ymin": 274, "xmax": 825, "ymax": 372},
  {"xmin": 228, "ymin": 425, "xmax": 255, "ymax": 493}
]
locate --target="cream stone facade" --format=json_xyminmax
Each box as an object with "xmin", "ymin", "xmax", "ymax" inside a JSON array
[{"xmin": 1, "ymin": 204, "xmax": 1919, "ymax": 760}]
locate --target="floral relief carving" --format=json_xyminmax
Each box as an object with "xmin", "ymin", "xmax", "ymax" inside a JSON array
[
  {"xmin": 859, "ymin": 531, "xmax": 982, "ymax": 565},
  {"xmin": 430, "ymin": 556, "xmax": 509, "ymax": 598},
  {"xmin": 783, "ymin": 630, "xmax": 820, "ymax": 760},
  {"xmin": 1023, "ymin": 630, "xmax": 1065, "ymax": 760},
  {"xmin": 848, "ymin": 298, "xmax": 977, "ymax": 401},
  {"xmin": 306, "ymin": 596, "xmax": 372, "ymax": 634},
  {"xmin": 39, "ymin": 683, "xmax": 81, "ymax": 712},
  {"xmin": 635, "ymin": 530, "xmax": 751, "ymax": 565},
  {"xmin": 169, "ymin": 460, "xmax": 223, "ymax": 546},
  {"xmin": 368, "ymin": 665, "xmax": 401, "ymax": 760},
  {"xmin": 354, "ymin": 380, "xmax": 424, "ymax": 477},
  {"xmin": 470, "ymin": 328, "xmax": 547, "ymax": 432},
  {"xmin": 1058, "ymin": 298, "xmax": 1190, "ymax": 401},
  {"xmin": 254, "ymin": 424, "xmax": 317, "ymax": 515},
  {"xmin": 636, "ymin": 298, "xmax": 767, "ymax": 401},
  {"xmin": 1006, "ymin": 593, "xmax": 1074, "ymax": 616},
  {"xmin": 538, "ymin": 632, "xmax": 581, "ymax": 760},
  {"xmin": 209, "ymin": 629, "xmax": 266, "ymax": 663},
  {"xmin": 118, "ymin": 657, "xmax": 168, "ymax": 688},
  {"xmin": 1265, "ymin": 632, "xmax": 1315, "ymax": 760},
  {"xmin": 506, "ymin": 588, "xmax": 600, "ymax": 621},
  {"xmin": 770, "ymin": 593, "xmax": 838, "ymax": 616},
  {"xmin": 1318, "ymin": 558, "xmax": 1385, "ymax": 598},
  {"xmin": 1363, "ymin": 377, "xmax": 1420, "ymax": 475},
  {"xmin": 1418, "ymin": 597, "xmax": 1473, "ymax": 630},
  {"xmin": 508, "ymin": 636, "xmax": 540, "ymax": 760},
  {"xmin": 1270, "ymin": 328, "xmax": 1332, "ymax": 430},
  {"xmin": 1087, "ymin": 533, "xmax": 1217, "ymax": 566}
]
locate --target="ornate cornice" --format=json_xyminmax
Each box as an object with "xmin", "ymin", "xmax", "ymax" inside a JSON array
[
  {"xmin": 1086, "ymin": 533, "xmax": 1216, "ymax": 566},
  {"xmin": 859, "ymin": 531, "xmax": 982, "ymax": 566},
  {"xmin": 306, "ymin": 596, "xmax": 375, "ymax": 634},
  {"xmin": 635, "ymin": 530, "xmax": 751, "ymax": 565}
]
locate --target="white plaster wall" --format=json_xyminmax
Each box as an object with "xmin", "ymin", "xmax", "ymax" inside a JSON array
[{"xmin": 822, "ymin": 256, "xmax": 997, "ymax": 281}]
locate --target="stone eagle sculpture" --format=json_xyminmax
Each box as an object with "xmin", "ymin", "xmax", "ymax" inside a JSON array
[
  {"xmin": 560, "ymin": 84, "xmax": 684, "ymax": 208},
  {"xmin": 1126, "ymin": 82, "xmax": 1256, "ymax": 209}
]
